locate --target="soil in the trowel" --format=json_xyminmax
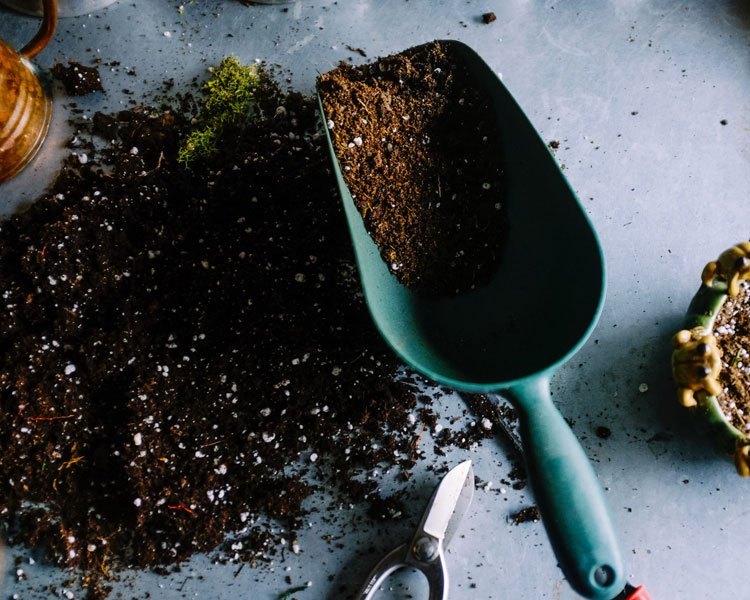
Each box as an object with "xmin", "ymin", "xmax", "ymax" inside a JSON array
[{"xmin": 318, "ymin": 40, "xmax": 506, "ymax": 296}]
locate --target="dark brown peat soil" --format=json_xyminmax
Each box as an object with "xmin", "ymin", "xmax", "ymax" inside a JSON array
[{"xmin": 0, "ymin": 67, "xmax": 516, "ymax": 597}]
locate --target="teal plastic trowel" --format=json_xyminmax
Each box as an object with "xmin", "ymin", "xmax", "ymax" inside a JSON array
[{"xmin": 318, "ymin": 40, "xmax": 624, "ymax": 599}]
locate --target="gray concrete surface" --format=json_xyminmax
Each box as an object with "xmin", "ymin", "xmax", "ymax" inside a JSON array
[{"xmin": 1, "ymin": 1, "xmax": 749, "ymax": 598}]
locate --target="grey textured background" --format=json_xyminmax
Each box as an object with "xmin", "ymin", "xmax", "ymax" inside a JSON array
[{"xmin": 1, "ymin": 1, "xmax": 749, "ymax": 598}]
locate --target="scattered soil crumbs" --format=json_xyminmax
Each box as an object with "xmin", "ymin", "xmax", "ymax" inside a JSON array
[
  {"xmin": 511, "ymin": 505, "xmax": 540, "ymax": 524},
  {"xmin": 482, "ymin": 12, "xmax": 497, "ymax": 24},
  {"xmin": 367, "ymin": 493, "xmax": 406, "ymax": 520},
  {"xmin": 0, "ymin": 62, "xmax": 518, "ymax": 596},
  {"xmin": 51, "ymin": 61, "xmax": 105, "ymax": 96},
  {"xmin": 318, "ymin": 41, "xmax": 506, "ymax": 295},
  {"xmin": 712, "ymin": 280, "xmax": 750, "ymax": 432}
]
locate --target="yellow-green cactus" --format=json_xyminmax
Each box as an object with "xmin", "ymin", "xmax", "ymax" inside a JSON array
[
  {"xmin": 701, "ymin": 241, "xmax": 750, "ymax": 297},
  {"xmin": 735, "ymin": 443, "xmax": 750, "ymax": 477},
  {"xmin": 671, "ymin": 327, "xmax": 723, "ymax": 408}
]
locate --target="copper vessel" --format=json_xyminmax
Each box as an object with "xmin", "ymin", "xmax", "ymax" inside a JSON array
[{"xmin": 0, "ymin": 0, "xmax": 57, "ymax": 184}]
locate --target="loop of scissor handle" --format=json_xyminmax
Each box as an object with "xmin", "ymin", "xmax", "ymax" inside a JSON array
[
  {"xmin": 19, "ymin": 0, "xmax": 58, "ymax": 59},
  {"xmin": 355, "ymin": 541, "xmax": 448, "ymax": 600}
]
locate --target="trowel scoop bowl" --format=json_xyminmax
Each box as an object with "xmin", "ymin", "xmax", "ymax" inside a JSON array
[{"xmin": 318, "ymin": 40, "xmax": 624, "ymax": 599}]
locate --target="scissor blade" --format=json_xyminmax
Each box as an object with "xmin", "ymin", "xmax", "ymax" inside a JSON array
[{"xmin": 419, "ymin": 460, "xmax": 474, "ymax": 547}]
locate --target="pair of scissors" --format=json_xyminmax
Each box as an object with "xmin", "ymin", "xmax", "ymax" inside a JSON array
[{"xmin": 356, "ymin": 460, "xmax": 474, "ymax": 600}]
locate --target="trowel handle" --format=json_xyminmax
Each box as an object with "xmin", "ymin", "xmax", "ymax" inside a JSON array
[{"xmin": 505, "ymin": 376, "xmax": 624, "ymax": 600}]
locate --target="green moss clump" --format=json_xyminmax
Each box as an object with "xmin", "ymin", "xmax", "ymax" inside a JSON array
[{"xmin": 178, "ymin": 57, "xmax": 261, "ymax": 168}]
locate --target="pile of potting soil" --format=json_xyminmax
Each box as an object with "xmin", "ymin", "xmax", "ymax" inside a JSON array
[{"xmin": 0, "ymin": 63, "xmax": 509, "ymax": 595}]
